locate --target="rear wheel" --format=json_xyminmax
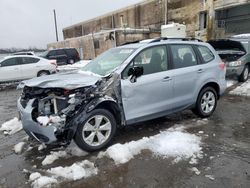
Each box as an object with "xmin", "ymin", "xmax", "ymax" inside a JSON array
[
  {"xmin": 192, "ymin": 87, "xmax": 217, "ymax": 118},
  {"xmin": 37, "ymin": 70, "xmax": 50, "ymax": 77},
  {"xmin": 238, "ymin": 65, "xmax": 249, "ymax": 82},
  {"xmin": 74, "ymin": 109, "xmax": 117, "ymax": 152}
]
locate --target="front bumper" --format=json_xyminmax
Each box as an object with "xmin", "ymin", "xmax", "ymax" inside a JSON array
[
  {"xmin": 17, "ymin": 98, "xmax": 58, "ymax": 144},
  {"xmin": 226, "ymin": 65, "xmax": 244, "ymax": 77}
]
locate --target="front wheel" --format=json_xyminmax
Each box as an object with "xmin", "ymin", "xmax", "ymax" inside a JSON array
[
  {"xmin": 238, "ymin": 65, "xmax": 249, "ymax": 82},
  {"xmin": 74, "ymin": 109, "xmax": 117, "ymax": 152},
  {"xmin": 192, "ymin": 87, "xmax": 217, "ymax": 118}
]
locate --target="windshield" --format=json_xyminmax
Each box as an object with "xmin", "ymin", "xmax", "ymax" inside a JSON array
[
  {"xmin": 40, "ymin": 51, "xmax": 49, "ymax": 57},
  {"xmin": 81, "ymin": 48, "xmax": 135, "ymax": 76},
  {"xmin": 241, "ymin": 42, "xmax": 249, "ymax": 53}
]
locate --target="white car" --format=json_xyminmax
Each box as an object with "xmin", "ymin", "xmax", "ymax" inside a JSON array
[{"xmin": 0, "ymin": 55, "xmax": 57, "ymax": 83}]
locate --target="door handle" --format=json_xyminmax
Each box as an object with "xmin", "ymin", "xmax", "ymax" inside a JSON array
[
  {"xmin": 197, "ymin": 69, "xmax": 204, "ymax": 73},
  {"xmin": 162, "ymin": 76, "xmax": 172, "ymax": 82}
]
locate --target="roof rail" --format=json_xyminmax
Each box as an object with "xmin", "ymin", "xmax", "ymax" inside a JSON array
[
  {"xmin": 149, "ymin": 37, "xmax": 203, "ymax": 43},
  {"xmin": 121, "ymin": 40, "xmax": 141, "ymax": 46}
]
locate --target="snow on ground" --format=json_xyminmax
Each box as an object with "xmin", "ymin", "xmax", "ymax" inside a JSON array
[
  {"xmin": 191, "ymin": 167, "xmax": 201, "ymax": 175},
  {"xmin": 14, "ymin": 142, "xmax": 26, "ymax": 154},
  {"xmin": 42, "ymin": 151, "xmax": 67, "ymax": 166},
  {"xmin": 0, "ymin": 117, "xmax": 22, "ymax": 135},
  {"xmin": 57, "ymin": 60, "xmax": 90, "ymax": 72},
  {"xmin": 226, "ymin": 80, "xmax": 237, "ymax": 88},
  {"xmin": 99, "ymin": 127, "xmax": 202, "ymax": 165},
  {"xmin": 30, "ymin": 173, "xmax": 58, "ymax": 188},
  {"xmin": 47, "ymin": 160, "xmax": 98, "ymax": 180},
  {"xmin": 229, "ymin": 80, "xmax": 250, "ymax": 97},
  {"xmin": 29, "ymin": 160, "xmax": 97, "ymax": 188}
]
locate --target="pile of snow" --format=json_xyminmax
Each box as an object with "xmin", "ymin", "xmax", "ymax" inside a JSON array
[
  {"xmin": 57, "ymin": 60, "xmax": 90, "ymax": 72},
  {"xmin": 30, "ymin": 173, "xmax": 57, "ymax": 188},
  {"xmin": 42, "ymin": 151, "xmax": 67, "ymax": 166},
  {"xmin": 229, "ymin": 80, "xmax": 250, "ymax": 97},
  {"xmin": 47, "ymin": 160, "xmax": 97, "ymax": 180},
  {"xmin": 0, "ymin": 117, "xmax": 22, "ymax": 135},
  {"xmin": 65, "ymin": 141, "xmax": 88, "ymax": 157},
  {"xmin": 226, "ymin": 80, "xmax": 237, "ymax": 88},
  {"xmin": 29, "ymin": 160, "xmax": 97, "ymax": 188},
  {"xmin": 100, "ymin": 128, "xmax": 202, "ymax": 165},
  {"xmin": 14, "ymin": 142, "xmax": 26, "ymax": 154}
]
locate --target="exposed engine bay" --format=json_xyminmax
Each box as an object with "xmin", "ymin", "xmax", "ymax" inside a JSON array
[{"xmin": 19, "ymin": 85, "xmax": 99, "ymax": 144}]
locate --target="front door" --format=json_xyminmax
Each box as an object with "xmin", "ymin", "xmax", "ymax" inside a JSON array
[
  {"xmin": 121, "ymin": 45, "xmax": 174, "ymax": 124},
  {"xmin": 0, "ymin": 57, "xmax": 22, "ymax": 82}
]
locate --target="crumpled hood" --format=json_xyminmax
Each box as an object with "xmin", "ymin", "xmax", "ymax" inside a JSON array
[{"xmin": 19, "ymin": 71, "xmax": 102, "ymax": 90}]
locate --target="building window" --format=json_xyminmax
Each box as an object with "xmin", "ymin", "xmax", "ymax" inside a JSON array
[
  {"xmin": 217, "ymin": 20, "xmax": 225, "ymax": 28},
  {"xmin": 199, "ymin": 11, "xmax": 207, "ymax": 30},
  {"xmin": 94, "ymin": 39, "xmax": 100, "ymax": 49}
]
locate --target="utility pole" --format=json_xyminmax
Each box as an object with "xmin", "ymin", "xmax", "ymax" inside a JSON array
[
  {"xmin": 53, "ymin": 9, "xmax": 59, "ymax": 42},
  {"xmin": 164, "ymin": 0, "xmax": 168, "ymax": 25}
]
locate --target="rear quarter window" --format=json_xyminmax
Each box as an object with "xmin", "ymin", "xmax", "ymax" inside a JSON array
[
  {"xmin": 21, "ymin": 57, "xmax": 40, "ymax": 64},
  {"xmin": 197, "ymin": 45, "xmax": 215, "ymax": 63}
]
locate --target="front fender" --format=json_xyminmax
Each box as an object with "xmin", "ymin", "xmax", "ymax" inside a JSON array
[{"xmin": 65, "ymin": 96, "xmax": 119, "ymax": 141}]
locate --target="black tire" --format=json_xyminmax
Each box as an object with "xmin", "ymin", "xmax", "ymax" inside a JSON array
[
  {"xmin": 37, "ymin": 70, "xmax": 50, "ymax": 77},
  {"xmin": 192, "ymin": 87, "xmax": 217, "ymax": 118},
  {"xmin": 238, "ymin": 65, "xmax": 249, "ymax": 82},
  {"xmin": 74, "ymin": 109, "xmax": 117, "ymax": 152}
]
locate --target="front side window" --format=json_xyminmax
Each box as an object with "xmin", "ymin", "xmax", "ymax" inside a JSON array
[
  {"xmin": 81, "ymin": 48, "xmax": 135, "ymax": 76},
  {"xmin": 1, "ymin": 58, "xmax": 19, "ymax": 67},
  {"xmin": 197, "ymin": 45, "xmax": 214, "ymax": 63},
  {"xmin": 123, "ymin": 45, "xmax": 168, "ymax": 78},
  {"xmin": 170, "ymin": 44, "xmax": 198, "ymax": 69}
]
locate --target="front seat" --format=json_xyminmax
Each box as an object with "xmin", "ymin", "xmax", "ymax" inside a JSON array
[
  {"xmin": 148, "ymin": 53, "xmax": 162, "ymax": 74},
  {"xmin": 183, "ymin": 53, "xmax": 194, "ymax": 67}
]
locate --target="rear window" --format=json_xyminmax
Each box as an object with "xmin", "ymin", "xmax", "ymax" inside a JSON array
[{"xmin": 197, "ymin": 45, "xmax": 214, "ymax": 63}]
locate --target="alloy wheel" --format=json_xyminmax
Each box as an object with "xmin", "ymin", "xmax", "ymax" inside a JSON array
[
  {"xmin": 200, "ymin": 91, "xmax": 216, "ymax": 114},
  {"xmin": 82, "ymin": 115, "xmax": 112, "ymax": 147}
]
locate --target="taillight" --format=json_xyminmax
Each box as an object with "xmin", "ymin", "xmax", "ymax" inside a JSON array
[
  {"xmin": 50, "ymin": 60, "xmax": 58, "ymax": 68},
  {"xmin": 219, "ymin": 62, "xmax": 226, "ymax": 71}
]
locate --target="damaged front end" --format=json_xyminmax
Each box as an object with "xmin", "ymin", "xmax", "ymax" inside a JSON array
[{"xmin": 18, "ymin": 85, "xmax": 100, "ymax": 145}]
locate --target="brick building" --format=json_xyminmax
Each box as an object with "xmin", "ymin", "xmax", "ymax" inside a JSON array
[{"xmin": 48, "ymin": 0, "xmax": 250, "ymax": 60}]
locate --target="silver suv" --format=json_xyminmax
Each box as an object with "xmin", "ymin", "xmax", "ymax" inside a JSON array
[{"xmin": 17, "ymin": 38, "xmax": 227, "ymax": 151}]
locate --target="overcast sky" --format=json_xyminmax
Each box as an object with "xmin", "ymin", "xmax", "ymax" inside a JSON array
[{"xmin": 0, "ymin": 0, "xmax": 143, "ymax": 49}]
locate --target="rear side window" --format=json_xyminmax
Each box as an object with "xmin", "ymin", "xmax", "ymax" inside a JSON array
[
  {"xmin": 197, "ymin": 45, "xmax": 214, "ymax": 63},
  {"xmin": 170, "ymin": 44, "xmax": 198, "ymax": 69},
  {"xmin": 56, "ymin": 50, "xmax": 66, "ymax": 56},
  {"xmin": 66, "ymin": 49, "xmax": 77, "ymax": 56},
  {"xmin": 20, "ymin": 57, "xmax": 40, "ymax": 64},
  {"xmin": 1, "ymin": 58, "xmax": 19, "ymax": 67}
]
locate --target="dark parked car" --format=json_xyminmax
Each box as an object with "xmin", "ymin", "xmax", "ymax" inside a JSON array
[
  {"xmin": 41, "ymin": 48, "xmax": 80, "ymax": 65},
  {"xmin": 208, "ymin": 34, "xmax": 250, "ymax": 82}
]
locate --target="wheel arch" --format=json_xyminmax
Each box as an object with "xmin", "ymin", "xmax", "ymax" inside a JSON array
[
  {"xmin": 37, "ymin": 70, "xmax": 50, "ymax": 77},
  {"xmin": 94, "ymin": 100, "xmax": 122, "ymax": 127},
  {"xmin": 197, "ymin": 82, "xmax": 220, "ymax": 100}
]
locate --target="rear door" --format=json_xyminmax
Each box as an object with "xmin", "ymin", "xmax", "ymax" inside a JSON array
[
  {"xmin": 0, "ymin": 57, "xmax": 22, "ymax": 82},
  {"xmin": 169, "ymin": 44, "xmax": 200, "ymax": 111},
  {"xmin": 19, "ymin": 57, "xmax": 41, "ymax": 79},
  {"xmin": 121, "ymin": 45, "xmax": 174, "ymax": 123}
]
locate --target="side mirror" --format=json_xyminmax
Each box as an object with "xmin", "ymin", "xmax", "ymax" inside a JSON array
[{"xmin": 127, "ymin": 66, "xmax": 144, "ymax": 83}]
